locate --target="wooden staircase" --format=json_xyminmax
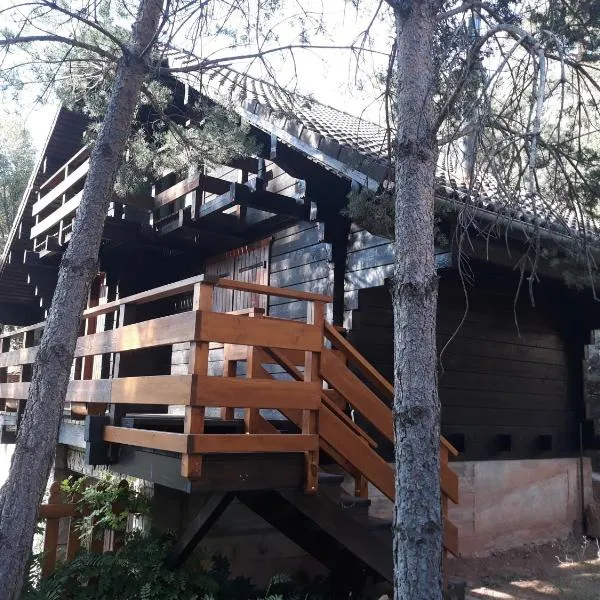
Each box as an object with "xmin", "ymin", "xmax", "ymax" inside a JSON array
[{"xmin": 0, "ymin": 276, "xmax": 459, "ymax": 584}]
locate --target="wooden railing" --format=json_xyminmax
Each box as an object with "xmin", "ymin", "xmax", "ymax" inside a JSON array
[
  {"xmin": 30, "ymin": 146, "xmax": 153, "ymax": 252},
  {"xmin": 0, "ymin": 275, "xmax": 459, "ymax": 555}
]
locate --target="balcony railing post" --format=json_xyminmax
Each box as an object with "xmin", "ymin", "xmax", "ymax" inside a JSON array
[
  {"xmin": 303, "ymin": 300, "xmax": 324, "ymax": 494},
  {"xmin": 220, "ymin": 343, "xmax": 236, "ymax": 420},
  {"xmin": 182, "ymin": 282, "xmax": 213, "ymax": 478},
  {"xmin": 244, "ymin": 307, "xmax": 265, "ymax": 434}
]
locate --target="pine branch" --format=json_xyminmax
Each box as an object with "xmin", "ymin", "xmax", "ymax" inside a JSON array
[{"xmin": 0, "ymin": 34, "xmax": 117, "ymax": 61}]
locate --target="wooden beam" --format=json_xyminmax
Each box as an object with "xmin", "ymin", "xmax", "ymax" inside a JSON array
[
  {"xmin": 64, "ymin": 376, "xmax": 194, "ymax": 406},
  {"xmin": 321, "ymin": 348, "xmax": 393, "ymax": 442},
  {"xmin": 103, "ymin": 426, "xmax": 188, "ymax": 453},
  {"xmin": 324, "ymin": 322, "xmax": 393, "ymax": 401},
  {"xmin": 154, "ymin": 173, "xmax": 231, "ymax": 208},
  {"xmin": 33, "ymin": 160, "xmax": 89, "ymax": 217},
  {"xmin": 0, "ymin": 347, "xmax": 38, "ymax": 369},
  {"xmin": 75, "ymin": 312, "xmax": 195, "ymax": 357},
  {"xmin": 197, "ymin": 183, "xmax": 248, "ymax": 218},
  {"xmin": 38, "ymin": 503, "xmax": 77, "ymax": 519},
  {"xmin": 39, "ymin": 146, "xmax": 90, "ymax": 192},
  {"xmin": 187, "ymin": 433, "xmax": 319, "ymax": 454},
  {"xmin": 324, "ymin": 322, "xmax": 459, "ymax": 458},
  {"xmin": 112, "ymin": 375, "xmax": 193, "ymax": 405},
  {"xmin": 165, "ymin": 492, "xmax": 235, "ymax": 568},
  {"xmin": 31, "ymin": 191, "xmax": 82, "ymax": 239},
  {"xmin": 246, "ymin": 190, "xmax": 308, "ymax": 219},
  {"xmin": 82, "ymin": 275, "xmax": 206, "ymax": 319},
  {"xmin": 213, "ymin": 279, "xmax": 332, "ymax": 303},
  {"xmin": 65, "ymin": 379, "xmax": 111, "ymax": 404},
  {"xmin": 194, "ymin": 376, "xmax": 320, "ymax": 409},
  {"xmin": 118, "ymin": 193, "xmax": 154, "ymax": 211},
  {"xmin": 197, "ymin": 311, "xmax": 322, "ymax": 351},
  {"xmin": 264, "ymin": 347, "xmax": 378, "ymax": 448},
  {"xmin": 444, "ymin": 518, "xmax": 459, "ymax": 556},
  {"xmin": 0, "ymin": 382, "xmax": 29, "ymax": 399}
]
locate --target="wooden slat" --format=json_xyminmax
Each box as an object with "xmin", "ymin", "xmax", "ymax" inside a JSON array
[
  {"xmin": 213, "ymin": 278, "xmax": 332, "ymax": 303},
  {"xmin": 81, "ymin": 276, "xmax": 330, "ymax": 322},
  {"xmin": 82, "ymin": 275, "xmax": 205, "ymax": 319},
  {"xmin": 264, "ymin": 347, "xmax": 378, "ymax": 448},
  {"xmin": 154, "ymin": 173, "xmax": 231, "ymax": 207},
  {"xmin": 112, "ymin": 375, "xmax": 193, "ymax": 405},
  {"xmin": 0, "ymin": 382, "xmax": 29, "ymax": 399},
  {"xmin": 66, "ymin": 379, "xmax": 111, "ymax": 404},
  {"xmin": 225, "ymin": 344, "xmax": 305, "ymax": 364},
  {"xmin": 198, "ymin": 311, "xmax": 322, "ymax": 351},
  {"xmin": 39, "ymin": 145, "xmax": 90, "ymax": 192},
  {"xmin": 318, "ymin": 407, "xmax": 395, "ymax": 500},
  {"xmin": 41, "ymin": 482, "xmax": 62, "ymax": 578},
  {"xmin": 31, "ymin": 191, "xmax": 82, "ymax": 239},
  {"xmin": 75, "ymin": 312, "xmax": 195, "ymax": 357},
  {"xmin": 0, "ymin": 322, "xmax": 44, "ymax": 340},
  {"xmin": 38, "ymin": 503, "xmax": 77, "ymax": 519},
  {"xmin": 321, "ymin": 348, "xmax": 393, "ymax": 441},
  {"xmin": 33, "ymin": 160, "xmax": 89, "ymax": 217},
  {"xmin": 324, "ymin": 322, "xmax": 393, "ymax": 400},
  {"xmin": 187, "ymin": 434, "xmax": 318, "ymax": 454},
  {"xmin": 194, "ymin": 376, "xmax": 320, "ymax": 409},
  {"xmin": 0, "ymin": 346, "xmax": 38, "ymax": 368},
  {"xmin": 103, "ymin": 426, "xmax": 188, "ymax": 453},
  {"xmin": 441, "ymin": 436, "xmax": 459, "ymax": 457}
]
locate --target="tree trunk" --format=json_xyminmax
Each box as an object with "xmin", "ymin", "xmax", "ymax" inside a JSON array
[
  {"xmin": 0, "ymin": 1, "xmax": 163, "ymax": 597},
  {"xmin": 389, "ymin": 2, "xmax": 443, "ymax": 599}
]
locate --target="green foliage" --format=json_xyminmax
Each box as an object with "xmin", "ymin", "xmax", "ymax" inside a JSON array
[
  {"xmin": 346, "ymin": 187, "xmax": 394, "ymax": 240},
  {"xmin": 23, "ymin": 476, "xmax": 336, "ymax": 600},
  {"xmin": 346, "ymin": 187, "xmax": 451, "ymax": 248},
  {"xmin": 4, "ymin": 1, "xmax": 261, "ymax": 198},
  {"xmin": 0, "ymin": 115, "xmax": 35, "ymax": 251},
  {"xmin": 60, "ymin": 474, "xmax": 150, "ymax": 540},
  {"xmin": 22, "ymin": 530, "xmax": 334, "ymax": 600}
]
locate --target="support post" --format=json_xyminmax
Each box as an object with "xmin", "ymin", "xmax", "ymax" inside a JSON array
[
  {"xmin": 244, "ymin": 308, "xmax": 265, "ymax": 434},
  {"xmin": 183, "ymin": 282, "xmax": 213, "ymax": 479},
  {"xmin": 303, "ymin": 300, "xmax": 323, "ymax": 494},
  {"xmin": 220, "ymin": 344, "xmax": 236, "ymax": 420}
]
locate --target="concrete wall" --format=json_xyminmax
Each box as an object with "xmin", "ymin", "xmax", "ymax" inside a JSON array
[
  {"xmin": 347, "ymin": 458, "xmax": 592, "ymax": 557},
  {"xmin": 449, "ymin": 458, "xmax": 592, "ymax": 556}
]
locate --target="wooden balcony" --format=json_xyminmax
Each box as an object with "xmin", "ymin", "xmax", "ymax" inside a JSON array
[
  {"xmin": 30, "ymin": 147, "xmax": 152, "ymax": 256},
  {"xmin": 29, "ymin": 148, "xmax": 310, "ymax": 259},
  {"xmin": 0, "ymin": 276, "xmax": 460, "ymax": 559}
]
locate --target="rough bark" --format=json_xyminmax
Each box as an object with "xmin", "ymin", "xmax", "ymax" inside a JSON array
[
  {"xmin": 388, "ymin": 1, "xmax": 443, "ymax": 599},
  {"xmin": 0, "ymin": 1, "xmax": 163, "ymax": 597}
]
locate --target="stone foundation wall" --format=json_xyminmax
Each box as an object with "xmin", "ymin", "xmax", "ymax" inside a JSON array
[
  {"xmin": 449, "ymin": 458, "xmax": 592, "ymax": 556},
  {"xmin": 347, "ymin": 457, "xmax": 592, "ymax": 557}
]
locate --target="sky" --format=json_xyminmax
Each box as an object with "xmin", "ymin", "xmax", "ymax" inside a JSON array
[
  {"xmin": 1, "ymin": 0, "xmax": 392, "ymax": 152},
  {"xmin": 0, "ymin": 0, "xmax": 391, "ymax": 481}
]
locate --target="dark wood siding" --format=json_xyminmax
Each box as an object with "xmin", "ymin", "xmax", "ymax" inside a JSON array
[
  {"xmin": 349, "ymin": 266, "xmax": 583, "ymax": 461},
  {"xmin": 269, "ymin": 222, "xmax": 333, "ymax": 322}
]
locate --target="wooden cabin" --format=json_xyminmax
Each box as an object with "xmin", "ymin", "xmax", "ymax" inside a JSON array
[{"xmin": 0, "ymin": 67, "xmax": 597, "ymax": 581}]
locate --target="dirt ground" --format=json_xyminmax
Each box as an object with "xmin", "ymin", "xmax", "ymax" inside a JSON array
[{"xmin": 448, "ymin": 537, "xmax": 600, "ymax": 600}]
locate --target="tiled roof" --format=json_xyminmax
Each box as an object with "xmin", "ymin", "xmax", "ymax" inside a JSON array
[
  {"xmin": 172, "ymin": 63, "xmax": 392, "ymax": 184},
  {"xmin": 171, "ymin": 62, "xmax": 600, "ymax": 243}
]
